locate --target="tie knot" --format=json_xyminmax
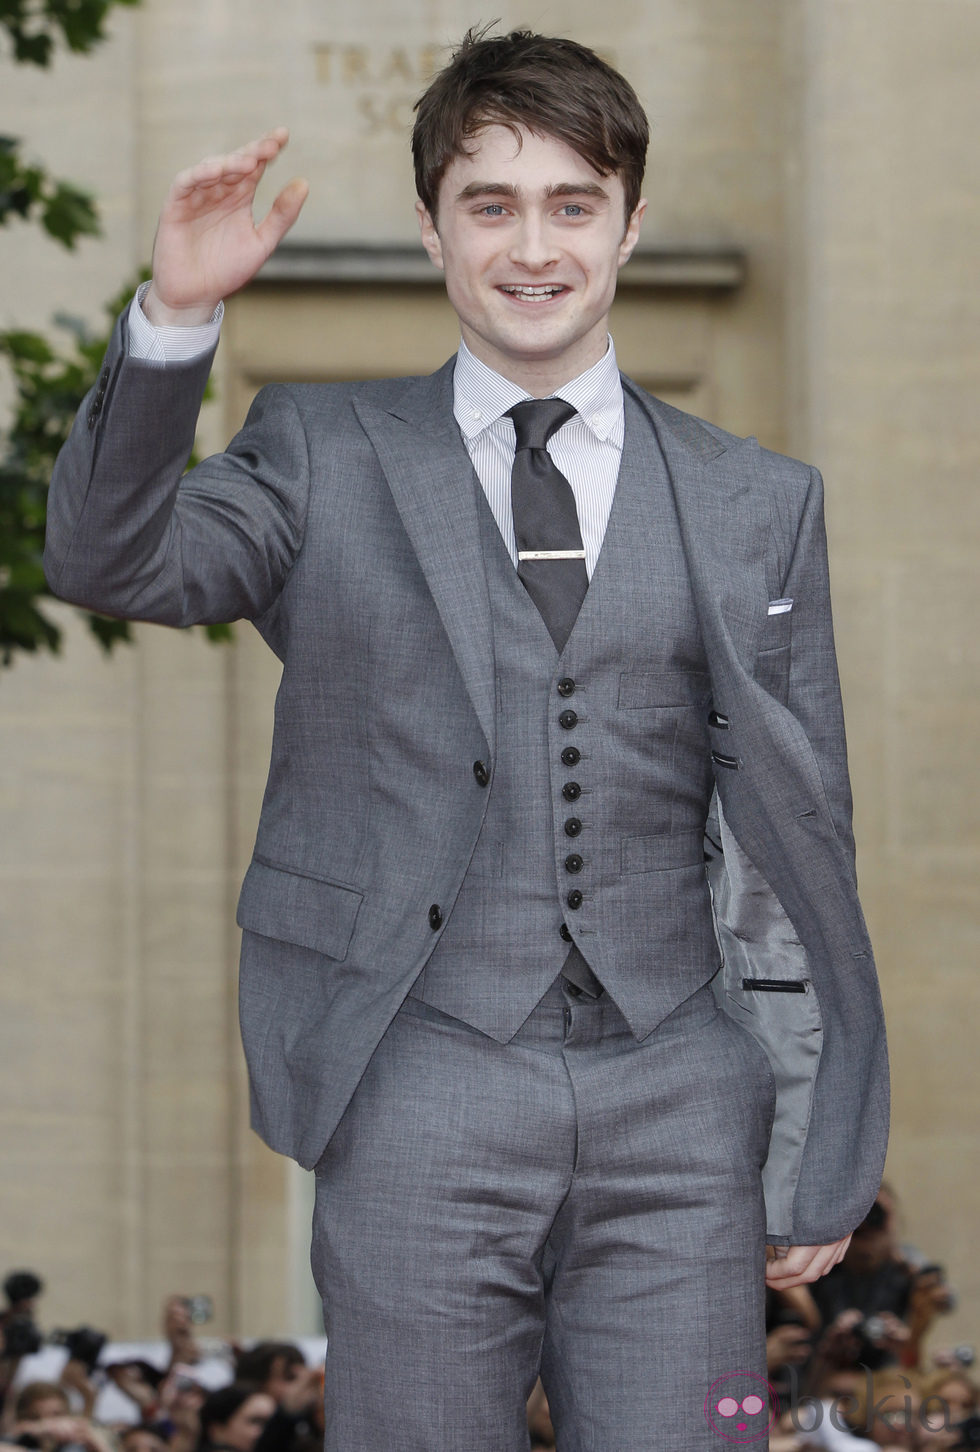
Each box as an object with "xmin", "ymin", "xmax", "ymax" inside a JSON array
[{"xmin": 507, "ymin": 398, "xmax": 577, "ymax": 451}]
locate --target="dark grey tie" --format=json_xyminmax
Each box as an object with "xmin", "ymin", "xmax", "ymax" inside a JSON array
[
  {"xmin": 508, "ymin": 399, "xmax": 603, "ymax": 1001},
  {"xmin": 508, "ymin": 398, "xmax": 588, "ymax": 652}
]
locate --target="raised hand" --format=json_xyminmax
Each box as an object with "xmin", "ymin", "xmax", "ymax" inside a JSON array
[{"xmin": 144, "ymin": 127, "xmax": 309, "ymax": 326}]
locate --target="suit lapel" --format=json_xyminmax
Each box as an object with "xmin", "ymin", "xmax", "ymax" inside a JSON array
[
  {"xmin": 352, "ymin": 366, "xmax": 771, "ymax": 749},
  {"xmin": 353, "ymin": 363, "xmax": 496, "ymax": 751},
  {"xmin": 621, "ymin": 379, "xmax": 770, "ymax": 677}
]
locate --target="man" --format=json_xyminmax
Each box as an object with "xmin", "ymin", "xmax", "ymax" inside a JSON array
[{"xmin": 45, "ymin": 28, "xmax": 888, "ymax": 1451}]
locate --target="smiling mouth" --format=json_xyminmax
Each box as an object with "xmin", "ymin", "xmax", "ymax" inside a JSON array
[{"xmin": 499, "ymin": 284, "xmax": 567, "ymax": 301}]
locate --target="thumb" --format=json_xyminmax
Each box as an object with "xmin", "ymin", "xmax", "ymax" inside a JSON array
[{"xmin": 257, "ymin": 177, "xmax": 309, "ymax": 256}]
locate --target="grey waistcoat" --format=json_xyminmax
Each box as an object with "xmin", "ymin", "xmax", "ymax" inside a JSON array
[{"xmin": 412, "ymin": 395, "xmax": 721, "ymax": 1041}]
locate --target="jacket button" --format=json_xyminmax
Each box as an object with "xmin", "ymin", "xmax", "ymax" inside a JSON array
[
  {"xmin": 428, "ymin": 904, "xmax": 443, "ymax": 930},
  {"xmin": 561, "ymin": 781, "xmax": 581, "ymax": 802},
  {"xmin": 558, "ymin": 709, "xmax": 578, "ymax": 730},
  {"xmin": 472, "ymin": 760, "xmax": 490, "ymax": 787},
  {"xmin": 567, "ymin": 889, "xmax": 584, "ymax": 910},
  {"xmin": 557, "ymin": 677, "xmax": 576, "ymax": 697},
  {"xmin": 564, "ymin": 817, "xmax": 582, "ymax": 837},
  {"xmin": 559, "ymin": 923, "xmax": 573, "ymax": 942},
  {"xmin": 565, "ymin": 854, "xmax": 583, "ymax": 873},
  {"xmin": 561, "ymin": 746, "xmax": 580, "ymax": 767}
]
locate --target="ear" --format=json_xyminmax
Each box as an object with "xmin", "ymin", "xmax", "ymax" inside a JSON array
[
  {"xmin": 416, "ymin": 200, "xmax": 444, "ymax": 271},
  {"xmin": 617, "ymin": 197, "xmax": 647, "ymax": 268}
]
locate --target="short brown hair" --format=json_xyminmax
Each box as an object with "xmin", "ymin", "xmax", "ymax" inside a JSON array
[
  {"xmin": 412, "ymin": 27, "xmax": 649, "ymax": 225},
  {"xmin": 14, "ymin": 1382, "xmax": 70, "ymax": 1421}
]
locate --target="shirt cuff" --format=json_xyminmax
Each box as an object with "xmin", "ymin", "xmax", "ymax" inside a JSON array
[{"xmin": 127, "ymin": 281, "xmax": 224, "ymax": 364}]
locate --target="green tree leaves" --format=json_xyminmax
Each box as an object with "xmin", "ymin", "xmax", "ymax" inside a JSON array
[{"xmin": 1, "ymin": 0, "xmax": 229, "ymax": 666}]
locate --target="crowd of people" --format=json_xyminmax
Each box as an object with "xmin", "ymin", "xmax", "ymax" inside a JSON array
[
  {"xmin": 0, "ymin": 1184, "xmax": 974, "ymax": 1451},
  {"xmin": 757, "ymin": 1185, "xmax": 976, "ymax": 1452}
]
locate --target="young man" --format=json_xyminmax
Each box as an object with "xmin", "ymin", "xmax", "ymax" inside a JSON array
[{"xmin": 45, "ymin": 29, "xmax": 888, "ymax": 1451}]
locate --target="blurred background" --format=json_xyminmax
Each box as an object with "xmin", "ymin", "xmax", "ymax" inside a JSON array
[{"xmin": 0, "ymin": 0, "xmax": 976, "ymax": 1375}]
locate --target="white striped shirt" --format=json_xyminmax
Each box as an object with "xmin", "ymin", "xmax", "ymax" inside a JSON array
[
  {"xmin": 453, "ymin": 338, "xmax": 624, "ymax": 579},
  {"xmin": 128, "ymin": 283, "xmax": 224, "ymax": 362}
]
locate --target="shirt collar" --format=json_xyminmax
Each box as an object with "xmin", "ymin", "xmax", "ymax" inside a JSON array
[{"xmin": 453, "ymin": 336, "xmax": 623, "ymax": 445}]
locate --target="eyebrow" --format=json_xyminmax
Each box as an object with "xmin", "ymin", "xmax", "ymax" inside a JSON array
[{"xmin": 454, "ymin": 180, "xmax": 611, "ymax": 204}]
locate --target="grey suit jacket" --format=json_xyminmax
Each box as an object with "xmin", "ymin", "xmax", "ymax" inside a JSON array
[{"xmin": 44, "ymin": 312, "xmax": 889, "ymax": 1245}]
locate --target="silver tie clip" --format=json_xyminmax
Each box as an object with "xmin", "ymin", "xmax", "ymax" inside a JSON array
[{"xmin": 517, "ymin": 550, "xmax": 587, "ymax": 561}]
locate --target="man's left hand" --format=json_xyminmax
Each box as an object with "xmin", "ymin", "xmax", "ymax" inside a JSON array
[{"xmin": 765, "ymin": 1235, "xmax": 851, "ymax": 1288}]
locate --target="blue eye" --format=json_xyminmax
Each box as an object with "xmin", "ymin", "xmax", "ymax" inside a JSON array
[
  {"xmin": 561, "ymin": 204, "xmax": 584, "ymax": 216},
  {"xmin": 482, "ymin": 204, "xmax": 505, "ymax": 216}
]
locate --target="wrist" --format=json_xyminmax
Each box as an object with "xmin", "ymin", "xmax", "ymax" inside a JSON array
[{"xmin": 141, "ymin": 285, "xmax": 221, "ymax": 329}]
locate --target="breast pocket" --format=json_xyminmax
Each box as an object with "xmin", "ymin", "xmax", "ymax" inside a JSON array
[{"xmin": 755, "ymin": 606, "xmax": 792, "ymax": 705}]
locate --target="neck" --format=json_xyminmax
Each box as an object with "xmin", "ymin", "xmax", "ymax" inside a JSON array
[{"xmin": 460, "ymin": 331, "xmax": 610, "ymax": 396}]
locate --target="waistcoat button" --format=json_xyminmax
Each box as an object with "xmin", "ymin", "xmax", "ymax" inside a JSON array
[
  {"xmin": 561, "ymin": 781, "xmax": 581, "ymax": 802},
  {"xmin": 428, "ymin": 904, "xmax": 443, "ymax": 930},
  {"xmin": 557, "ymin": 677, "xmax": 576, "ymax": 697},
  {"xmin": 567, "ymin": 889, "xmax": 584, "ymax": 910},
  {"xmin": 561, "ymin": 746, "xmax": 580, "ymax": 766},
  {"xmin": 558, "ymin": 709, "xmax": 578, "ymax": 729},
  {"xmin": 559, "ymin": 923, "xmax": 573, "ymax": 942},
  {"xmin": 472, "ymin": 760, "xmax": 490, "ymax": 787},
  {"xmin": 565, "ymin": 854, "xmax": 583, "ymax": 873},
  {"xmin": 564, "ymin": 818, "xmax": 583, "ymax": 837}
]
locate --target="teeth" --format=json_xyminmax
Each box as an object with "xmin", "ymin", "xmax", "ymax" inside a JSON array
[{"xmin": 502, "ymin": 285, "xmax": 564, "ymax": 298}]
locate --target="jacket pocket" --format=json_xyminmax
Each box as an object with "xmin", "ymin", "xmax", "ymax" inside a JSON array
[
  {"xmin": 236, "ymin": 857, "xmax": 364, "ymax": 961},
  {"xmin": 754, "ymin": 609, "xmax": 792, "ymax": 704}
]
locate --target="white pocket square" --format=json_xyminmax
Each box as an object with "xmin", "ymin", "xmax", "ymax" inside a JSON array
[{"xmin": 767, "ymin": 598, "xmax": 793, "ymax": 615}]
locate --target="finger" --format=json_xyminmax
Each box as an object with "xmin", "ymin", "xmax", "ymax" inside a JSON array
[
  {"xmin": 240, "ymin": 126, "xmax": 290, "ymax": 158},
  {"xmin": 766, "ymin": 1247, "xmax": 818, "ymax": 1287},
  {"xmin": 767, "ymin": 1244, "xmax": 838, "ymax": 1288},
  {"xmin": 171, "ymin": 131, "xmax": 289, "ymax": 197},
  {"xmin": 256, "ymin": 177, "xmax": 310, "ymax": 253},
  {"xmin": 172, "ymin": 157, "xmax": 263, "ymax": 198}
]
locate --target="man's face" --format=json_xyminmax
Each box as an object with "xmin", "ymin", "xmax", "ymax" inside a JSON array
[{"xmin": 417, "ymin": 124, "xmax": 645, "ymax": 392}]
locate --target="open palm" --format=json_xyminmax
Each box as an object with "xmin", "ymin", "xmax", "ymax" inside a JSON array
[{"xmin": 146, "ymin": 128, "xmax": 308, "ymax": 324}]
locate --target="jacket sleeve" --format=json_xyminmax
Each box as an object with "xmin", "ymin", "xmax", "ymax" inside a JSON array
[
  {"xmin": 754, "ymin": 462, "xmax": 888, "ymax": 1245},
  {"xmin": 44, "ymin": 311, "xmax": 311, "ymax": 627}
]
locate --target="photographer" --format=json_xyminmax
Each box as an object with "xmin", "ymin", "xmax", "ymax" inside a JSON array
[
  {"xmin": 0, "ymin": 1276, "xmax": 45, "ymax": 1417},
  {"xmin": 810, "ymin": 1196, "xmax": 954, "ymax": 1372}
]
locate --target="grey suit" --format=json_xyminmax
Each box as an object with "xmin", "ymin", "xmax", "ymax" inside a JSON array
[{"xmin": 46, "ymin": 313, "xmax": 888, "ymax": 1446}]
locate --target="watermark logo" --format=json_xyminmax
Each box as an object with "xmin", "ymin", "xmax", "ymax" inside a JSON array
[
  {"xmin": 704, "ymin": 1372, "xmax": 779, "ymax": 1443},
  {"xmin": 705, "ymin": 1365, "xmax": 963, "ymax": 1442}
]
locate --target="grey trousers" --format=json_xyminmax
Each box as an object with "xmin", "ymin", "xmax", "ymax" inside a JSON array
[{"xmin": 311, "ymin": 975, "xmax": 776, "ymax": 1451}]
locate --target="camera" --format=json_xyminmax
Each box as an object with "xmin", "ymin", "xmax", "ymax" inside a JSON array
[
  {"xmin": 182, "ymin": 1296, "xmax": 212, "ymax": 1326},
  {"xmin": 953, "ymin": 1414, "xmax": 980, "ymax": 1450},
  {"xmin": 2, "ymin": 1314, "xmax": 43, "ymax": 1359},
  {"xmin": 50, "ymin": 1326, "xmax": 108, "ymax": 1371}
]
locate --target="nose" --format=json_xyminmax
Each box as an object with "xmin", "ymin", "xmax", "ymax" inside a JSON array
[{"xmin": 507, "ymin": 213, "xmax": 560, "ymax": 272}]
